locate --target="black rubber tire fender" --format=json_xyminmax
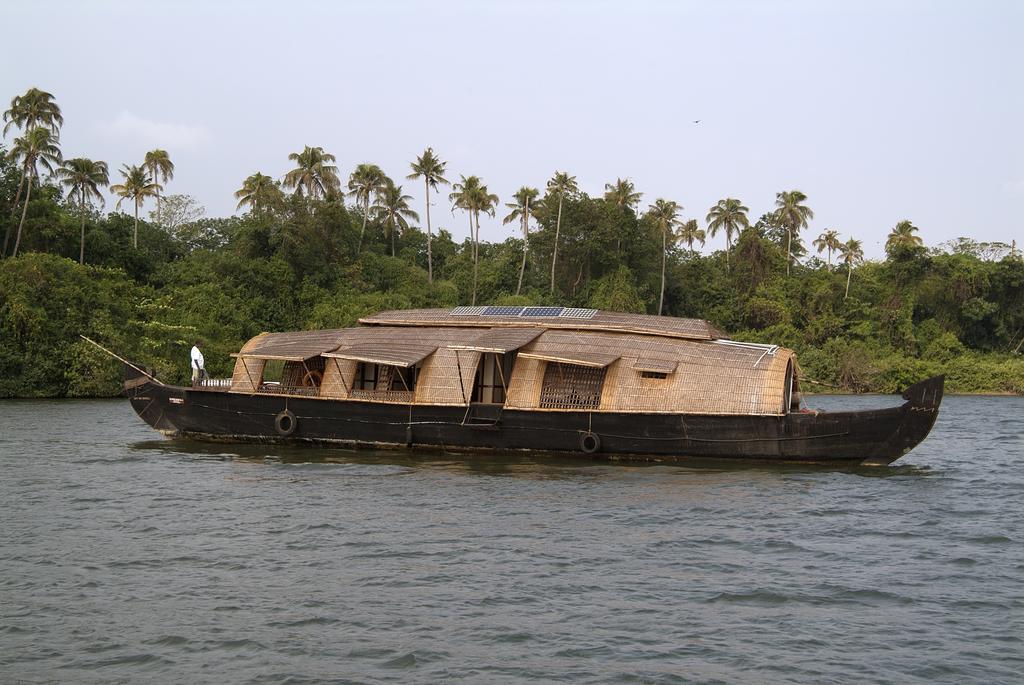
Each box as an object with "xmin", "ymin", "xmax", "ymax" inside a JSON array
[
  {"xmin": 274, "ymin": 409, "xmax": 297, "ymax": 437},
  {"xmin": 579, "ymin": 431, "xmax": 601, "ymax": 454}
]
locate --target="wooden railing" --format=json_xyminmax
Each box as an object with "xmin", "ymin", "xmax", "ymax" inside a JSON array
[
  {"xmin": 256, "ymin": 382, "xmax": 320, "ymax": 397},
  {"xmin": 194, "ymin": 377, "xmax": 233, "ymax": 389},
  {"xmin": 349, "ymin": 389, "xmax": 414, "ymax": 403}
]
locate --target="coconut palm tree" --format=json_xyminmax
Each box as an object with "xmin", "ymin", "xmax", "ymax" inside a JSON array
[
  {"xmin": 284, "ymin": 145, "xmax": 341, "ymax": 201},
  {"xmin": 3, "ymin": 88, "xmax": 63, "ymax": 227},
  {"xmin": 677, "ymin": 218, "xmax": 706, "ymax": 252},
  {"xmin": 347, "ymin": 163, "xmax": 387, "ymax": 252},
  {"xmin": 234, "ymin": 172, "xmax": 282, "ymax": 215},
  {"xmin": 110, "ymin": 164, "xmax": 160, "ymax": 249},
  {"xmin": 885, "ymin": 220, "xmax": 923, "ymax": 254},
  {"xmin": 504, "ymin": 186, "xmax": 540, "ymax": 296},
  {"xmin": 8, "ymin": 127, "xmax": 62, "ymax": 258},
  {"xmin": 839, "ymin": 238, "xmax": 864, "ymax": 299},
  {"xmin": 705, "ymin": 198, "xmax": 749, "ymax": 268},
  {"xmin": 449, "ymin": 175, "xmax": 497, "ymax": 305},
  {"xmin": 773, "ymin": 190, "xmax": 814, "ymax": 275},
  {"xmin": 407, "ymin": 148, "xmax": 449, "ymax": 284},
  {"xmin": 372, "ymin": 179, "xmax": 420, "ymax": 257},
  {"xmin": 144, "ymin": 149, "xmax": 174, "ymax": 226},
  {"xmin": 546, "ymin": 171, "xmax": 578, "ymax": 294},
  {"xmin": 2, "ymin": 87, "xmax": 62, "ymax": 137},
  {"xmin": 603, "ymin": 178, "xmax": 642, "ymax": 210},
  {"xmin": 813, "ymin": 228, "xmax": 842, "ymax": 267},
  {"xmin": 646, "ymin": 199, "xmax": 684, "ymax": 315},
  {"xmin": 57, "ymin": 158, "xmax": 109, "ymax": 264}
]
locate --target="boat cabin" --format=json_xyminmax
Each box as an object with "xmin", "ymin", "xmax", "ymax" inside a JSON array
[{"xmin": 225, "ymin": 307, "xmax": 801, "ymax": 416}]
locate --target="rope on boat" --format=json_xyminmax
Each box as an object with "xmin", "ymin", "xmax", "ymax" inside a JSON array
[{"xmin": 79, "ymin": 335, "xmax": 165, "ymax": 386}]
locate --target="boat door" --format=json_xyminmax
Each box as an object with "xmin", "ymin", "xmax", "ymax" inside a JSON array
[{"xmin": 471, "ymin": 352, "xmax": 516, "ymax": 405}]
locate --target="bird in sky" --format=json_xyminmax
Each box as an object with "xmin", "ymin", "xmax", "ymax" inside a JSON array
[{"xmin": 693, "ymin": 120, "xmax": 701, "ymax": 124}]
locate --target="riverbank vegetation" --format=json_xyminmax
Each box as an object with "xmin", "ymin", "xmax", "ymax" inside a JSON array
[{"xmin": 1, "ymin": 87, "xmax": 1022, "ymax": 398}]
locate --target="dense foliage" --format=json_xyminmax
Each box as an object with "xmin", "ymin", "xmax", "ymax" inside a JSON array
[{"xmin": 1, "ymin": 87, "xmax": 1021, "ymax": 398}]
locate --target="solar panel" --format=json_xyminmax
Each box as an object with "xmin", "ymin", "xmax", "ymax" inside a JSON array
[
  {"xmin": 560, "ymin": 308, "xmax": 598, "ymax": 319},
  {"xmin": 482, "ymin": 305, "xmax": 525, "ymax": 316},
  {"xmin": 521, "ymin": 306, "xmax": 564, "ymax": 317},
  {"xmin": 451, "ymin": 306, "xmax": 486, "ymax": 316}
]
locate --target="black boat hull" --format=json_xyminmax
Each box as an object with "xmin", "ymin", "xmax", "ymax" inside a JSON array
[{"xmin": 125, "ymin": 368, "xmax": 944, "ymax": 466}]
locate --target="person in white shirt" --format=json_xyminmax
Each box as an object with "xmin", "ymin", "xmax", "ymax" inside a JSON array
[{"xmin": 190, "ymin": 341, "xmax": 205, "ymax": 385}]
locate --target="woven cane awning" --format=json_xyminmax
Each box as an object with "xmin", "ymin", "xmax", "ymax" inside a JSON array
[
  {"xmin": 325, "ymin": 342, "xmax": 437, "ymax": 368},
  {"xmin": 231, "ymin": 330, "xmax": 350, "ymax": 362},
  {"xmin": 448, "ymin": 327, "xmax": 544, "ymax": 353},
  {"xmin": 518, "ymin": 350, "xmax": 620, "ymax": 368},
  {"xmin": 633, "ymin": 357, "xmax": 678, "ymax": 374}
]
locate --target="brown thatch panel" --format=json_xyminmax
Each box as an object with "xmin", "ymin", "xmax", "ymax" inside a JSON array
[
  {"xmin": 326, "ymin": 343, "xmax": 437, "ymax": 368},
  {"xmin": 232, "ymin": 329, "xmax": 350, "ymax": 361},
  {"xmin": 360, "ymin": 308, "xmax": 724, "ymax": 340},
  {"xmin": 518, "ymin": 350, "xmax": 620, "ymax": 368},
  {"xmin": 505, "ymin": 357, "xmax": 546, "ymax": 409},
  {"xmin": 230, "ymin": 356, "xmax": 265, "ymax": 393},
  {"xmin": 448, "ymin": 327, "xmax": 543, "ymax": 353}
]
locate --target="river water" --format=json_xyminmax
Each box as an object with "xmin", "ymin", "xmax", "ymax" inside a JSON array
[{"xmin": 1, "ymin": 395, "xmax": 1021, "ymax": 684}]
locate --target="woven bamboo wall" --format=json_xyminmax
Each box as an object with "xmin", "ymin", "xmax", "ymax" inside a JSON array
[
  {"xmin": 320, "ymin": 357, "xmax": 356, "ymax": 399},
  {"xmin": 416, "ymin": 348, "xmax": 480, "ymax": 405},
  {"xmin": 505, "ymin": 357, "xmax": 546, "ymax": 409},
  {"xmin": 229, "ymin": 333, "xmax": 269, "ymax": 393}
]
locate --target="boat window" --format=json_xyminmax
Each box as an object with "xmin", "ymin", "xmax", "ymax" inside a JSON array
[
  {"xmin": 351, "ymin": 362, "xmax": 418, "ymax": 401},
  {"xmin": 639, "ymin": 371, "xmax": 668, "ymax": 380},
  {"xmin": 257, "ymin": 357, "xmax": 324, "ymax": 396},
  {"xmin": 539, "ymin": 362, "xmax": 606, "ymax": 410}
]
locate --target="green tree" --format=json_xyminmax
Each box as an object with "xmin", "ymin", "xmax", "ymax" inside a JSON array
[
  {"xmin": 886, "ymin": 219, "xmax": 923, "ymax": 254},
  {"xmin": 284, "ymin": 145, "xmax": 340, "ymax": 201},
  {"xmin": 407, "ymin": 148, "xmax": 449, "ymax": 284},
  {"xmin": 546, "ymin": 171, "xmax": 578, "ymax": 294},
  {"xmin": 56, "ymin": 157, "xmax": 109, "ymax": 264},
  {"xmin": 503, "ymin": 186, "xmax": 540, "ymax": 295},
  {"xmin": 347, "ymin": 163, "xmax": 387, "ymax": 252},
  {"xmin": 372, "ymin": 179, "xmax": 420, "ymax": 256},
  {"xmin": 678, "ymin": 218, "xmax": 706, "ymax": 252},
  {"xmin": 143, "ymin": 149, "xmax": 174, "ymax": 225},
  {"xmin": 705, "ymin": 197, "xmax": 749, "ymax": 268},
  {"xmin": 774, "ymin": 190, "xmax": 813, "ymax": 275},
  {"xmin": 234, "ymin": 172, "xmax": 283, "ymax": 215},
  {"xmin": 813, "ymin": 228, "xmax": 841, "ymax": 267},
  {"xmin": 3, "ymin": 88, "xmax": 63, "ymax": 229},
  {"xmin": 109, "ymin": 164, "xmax": 160, "ymax": 249},
  {"xmin": 646, "ymin": 198, "xmax": 684, "ymax": 315},
  {"xmin": 839, "ymin": 237, "xmax": 864, "ymax": 299},
  {"xmin": 9, "ymin": 127, "xmax": 62, "ymax": 257},
  {"xmin": 603, "ymin": 177, "xmax": 642, "ymax": 210}
]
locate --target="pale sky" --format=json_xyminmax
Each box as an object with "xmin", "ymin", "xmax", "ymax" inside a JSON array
[{"xmin": 3, "ymin": 0, "xmax": 1021, "ymax": 259}]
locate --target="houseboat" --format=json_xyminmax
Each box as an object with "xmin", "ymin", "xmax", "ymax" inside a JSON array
[{"xmin": 119, "ymin": 306, "xmax": 944, "ymax": 465}]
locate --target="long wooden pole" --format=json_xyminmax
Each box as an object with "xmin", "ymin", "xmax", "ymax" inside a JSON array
[{"xmin": 78, "ymin": 335, "xmax": 165, "ymax": 385}]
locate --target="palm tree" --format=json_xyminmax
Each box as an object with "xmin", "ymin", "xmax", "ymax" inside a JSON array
[
  {"xmin": 2, "ymin": 87, "xmax": 62, "ymax": 137},
  {"xmin": 3, "ymin": 88, "xmax": 63, "ymax": 227},
  {"xmin": 234, "ymin": 172, "xmax": 282, "ymax": 215},
  {"xmin": 774, "ymin": 190, "xmax": 814, "ymax": 275},
  {"xmin": 546, "ymin": 171, "xmax": 578, "ymax": 294},
  {"xmin": 109, "ymin": 164, "xmax": 160, "ymax": 249},
  {"xmin": 839, "ymin": 238, "xmax": 864, "ymax": 299},
  {"xmin": 8, "ymin": 128, "xmax": 62, "ymax": 258},
  {"xmin": 646, "ymin": 199, "xmax": 684, "ymax": 315},
  {"xmin": 372, "ymin": 179, "xmax": 420, "ymax": 256},
  {"xmin": 449, "ymin": 175, "xmax": 496, "ymax": 305},
  {"xmin": 503, "ymin": 186, "xmax": 539, "ymax": 295},
  {"xmin": 706, "ymin": 198, "xmax": 749, "ymax": 268},
  {"xmin": 144, "ymin": 149, "xmax": 174, "ymax": 226},
  {"xmin": 885, "ymin": 220, "xmax": 923, "ymax": 254},
  {"xmin": 812, "ymin": 229, "xmax": 842, "ymax": 267},
  {"xmin": 57, "ymin": 158, "xmax": 109, "ymax": 264},
  {"xmin": 284, "ymin": 145, "xmax": 341, "ymax": 201},
  {"xmin": 603, "ymin": 178, "xmax": 642, "ymax": 210},
  {"xmin": 407, "ymin": 148, "xmax": 449, "ymax": 284},
  {"xmin": 347, "ymin": 163, "xmax": 387, "ymax": 252},
  {"xmin": 677, "ymin": 218, "xmax": 706, "ymax": 252}
]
